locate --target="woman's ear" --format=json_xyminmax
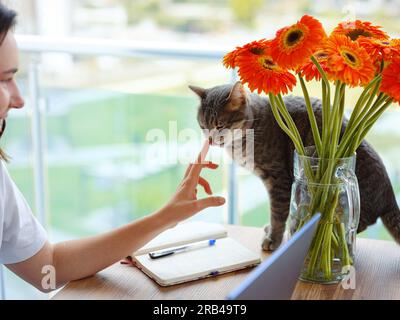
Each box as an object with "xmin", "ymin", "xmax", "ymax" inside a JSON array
[
  {"xmin": 226, "ymin": 81, "xmax": 247, "ymax": 111},
  {"xmin": 188, "ymin": 85, "xmax": 207, "ymax": 99}
]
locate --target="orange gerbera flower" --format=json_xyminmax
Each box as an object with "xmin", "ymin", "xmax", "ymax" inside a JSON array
[
  {"xmin": 358, "ymin": 37, "xmax": 400, "ymax": 63},
  {"xmin": 270, "ymin": 15, "xmax": 327, "ymax": 70},
  {"xmin": 391, "ymin": 39, "xmax": 400, "ymax": 49},
  {"xmin": 324, "ymin": 34, "xmax": 375, "ymax": 87},
  {"xmin": 223, "ymin": 39, "xmax": 269, "ymax": 69},
  {"xmin": 298, "ymin": 49, "xmax": 330, "ymax": 81},
  {"xmin": 223, "ymin": 50, "xmax": 239, "ymax": 69},
  {"xmin": 236, "ymin": 45, "xmax": 296, "ymax": 95},
  {"xmin": 332, "ymin": 20, "xmax": 389, "ymax": 41},
  {"xmin": 380, "ymin": 57, "xmax": 400, "ymax": 103}
]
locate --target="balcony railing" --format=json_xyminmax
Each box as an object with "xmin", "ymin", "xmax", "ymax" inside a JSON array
[{"xmin": 0, "ymin": 35, "xmax": 237, "ymax": 299}]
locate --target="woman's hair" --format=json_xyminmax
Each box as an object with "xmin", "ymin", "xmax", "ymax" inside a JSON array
[
  {"xmin": 0, "ymin": 2, "xmax": 17, "ymax": 161},
  {"xmin": 0, "ymin": 2, "xmax": 16, "ymax": 43}
]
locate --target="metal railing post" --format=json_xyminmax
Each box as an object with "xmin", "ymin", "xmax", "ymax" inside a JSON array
[
  {"xmin": 29, "ymin": 59, "xmax": 47, "ymax": 228},
  {"xmin": 228, "ymin": 69, "xmax": 239, "ymax": 225},
  {"xmin": 0, "ymin": 265, "xmax": 5, "ymax": 300}
]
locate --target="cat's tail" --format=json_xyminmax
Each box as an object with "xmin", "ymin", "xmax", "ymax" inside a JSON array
[{"xmin": 381, "ymin": 209, "xmax": 400, "ymax": 245}]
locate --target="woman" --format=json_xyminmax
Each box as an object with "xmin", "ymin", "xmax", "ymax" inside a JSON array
[{"xmin": 0, "ymin": 3, "xmax": 225, "ymax": 292}]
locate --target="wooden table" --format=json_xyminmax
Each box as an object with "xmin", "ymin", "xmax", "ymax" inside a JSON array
[{"xmin": 53, "ymin": 225, "xmax": 400, "ymax": 300}]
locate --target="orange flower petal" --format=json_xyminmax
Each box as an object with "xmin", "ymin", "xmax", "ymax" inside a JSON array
[
  {"xmin": 332, "ymin": 20, "xmax": 389, "ymax": 41},
  {"xmin": 358, "ymin": 37, "xmax": 400, "ymax": 65},
  {"xmin": 271, "ymin": 15, "xmax": 327, "ymax": 70},
  {"xmin": 222, "ymin": 39, "xmax": 269, "ymax": 69},
  {"xmin": 323, "ymin": 34, "xmax": 375, "ymax": 87},
  {"xmin": 380, "ymin": 57, "xmax": 400, "ymax": 103},
  {"xmin": 223, "ymin": 50, "xmax": 239, "ymax": 69},
  {"xmin": 298, "ymin": 49, "xmax": 330, "ymax": 81},
  {"xmin": 236, "ymin": 46, "xmax": 296, "ymax": 95}
]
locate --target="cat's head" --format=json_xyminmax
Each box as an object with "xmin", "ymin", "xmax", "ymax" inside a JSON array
[{"xmin": 189, "ymin": 81, "xmax": 249, "ymax": 146}]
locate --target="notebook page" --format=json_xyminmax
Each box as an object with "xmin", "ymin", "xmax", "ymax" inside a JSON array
[
  {"xmin": 134, "ymin": 221, "xmax": 227, "ymax": 256},
  {"xmin": 134, "ymin": 237, "xmax": 261, "ymax": 286}
]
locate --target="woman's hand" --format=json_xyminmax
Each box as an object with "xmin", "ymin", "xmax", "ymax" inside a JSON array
[
  {"xmin": 156, "ymin": 142, "xmax": 225, "ymax": 227},
  {"xmin": 6, "ymin": 140, "xmax": 224, "ymax": 291}
]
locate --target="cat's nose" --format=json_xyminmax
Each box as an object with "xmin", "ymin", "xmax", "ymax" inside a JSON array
[{"xmin": 208, "ymin": 136, "xmax": 214, "ymax": 145}]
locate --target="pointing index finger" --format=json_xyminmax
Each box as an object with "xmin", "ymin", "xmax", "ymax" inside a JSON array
[
  {"xmin": 197, "ymin": 138, "xmax": 210, "ymax": 164},
  {"xmin": 187, "ymin": 139, "xmax": 210, "ymax": 185}
]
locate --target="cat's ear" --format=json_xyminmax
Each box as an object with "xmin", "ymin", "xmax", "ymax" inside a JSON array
[
  {"xmin": 188, "ymin": 85, "xmax": 207, "ymax": 99},
  {"xmin": 226, "ymin": 81, "xmax": 247, "ymax": 111}
]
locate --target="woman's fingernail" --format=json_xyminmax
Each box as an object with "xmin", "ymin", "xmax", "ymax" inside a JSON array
[{"xmin": 217, "ymin": 197, "xmax": 225, "ymax": 204}]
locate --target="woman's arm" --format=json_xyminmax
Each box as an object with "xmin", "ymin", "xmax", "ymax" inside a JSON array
[{"xmin": 6, "ymin": 160, "xmax": 225, "ymax": 292}]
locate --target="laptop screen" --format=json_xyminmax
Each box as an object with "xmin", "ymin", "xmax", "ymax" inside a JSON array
[{"xmin": 227, "ymin": 213, "xmax": 321, "ymax": 300}]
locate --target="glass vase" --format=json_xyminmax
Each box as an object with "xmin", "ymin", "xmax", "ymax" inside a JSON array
[{"xmin": 288, "ymin": 146, "xmax": 360, "ymax": 284}]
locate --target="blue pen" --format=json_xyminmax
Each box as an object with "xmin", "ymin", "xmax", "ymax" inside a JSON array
[{"xmin": 148, "ymin": 239, "xmax": 217, "ymax": 259}]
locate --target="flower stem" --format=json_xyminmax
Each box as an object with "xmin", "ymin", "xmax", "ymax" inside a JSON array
[
  {"xmin": 311, "ymin": 55, "xmax": 331, "ymax": 160},
  {"xmin": 268, "ymin": 93, "xmax": 304, "ymax": 153},
  {"xmin": 298, "ymin": 74, "xmax": 322, "ymax": 155},
  {"xmin": 339, "ymin": 222, "xmax": 351, "ymax": 267},
  {"xmin": 336, "ymin": 87, "xmax": 384, "ymax": 158},
  {"xmin": 341, "ymin": 75, "xmax": 381, "ymax": 137},
  {"xmin": 276, "ymin": 93, "xmax": 306, "ymax": 154},
  {"xmin": 347, "ymin": 97, "xmax": 393, "ymax": 155}
]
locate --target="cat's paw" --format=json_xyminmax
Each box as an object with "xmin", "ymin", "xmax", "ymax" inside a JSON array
[
  {"xmin": 261, "ymin": 234, "xmax": 281, "ymax": 251},
  {"xmin": 261, "ymin": 225, "xmax": 283, "ymax": 251}
]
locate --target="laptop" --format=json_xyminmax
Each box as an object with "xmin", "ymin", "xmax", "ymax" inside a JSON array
[{"xmin": 227, "ymin": 213, "xmax": 321, "ymax": 300}]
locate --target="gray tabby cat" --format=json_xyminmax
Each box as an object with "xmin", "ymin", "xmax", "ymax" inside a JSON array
[{"xmin": 190, "ymin": 81, "xmax": 400, "ymax": 251}]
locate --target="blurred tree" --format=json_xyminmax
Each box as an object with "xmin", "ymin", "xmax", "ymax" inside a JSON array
[
  {"xmin": 121, "ymin": 0, "xmax": 162, "ymax": 25},
  {"xmin": 229, "ymin": 0, "xmax": 264, "ymax": 28}
]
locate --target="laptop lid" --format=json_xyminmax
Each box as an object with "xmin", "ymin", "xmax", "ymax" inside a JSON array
[{"xmin": 227, "ymin": 213, "xmax": 321, "ymax": 300}]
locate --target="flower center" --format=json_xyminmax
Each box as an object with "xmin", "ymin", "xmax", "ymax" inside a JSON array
[
  {"xmin": 341, "ymin": 49, "xmax": 360, "ymax": 68},
  {"xmin": 260, "ymin": 56, "xmax": 278, "ymax": 70},
  {"xmin": 315, "ymin": 51, "xmax": 328, "ymax": 61},
  {"xmin": 284, "ymin": 28, "xmax": 304, "ymax": 48},
  {"xmin": 250, "ymin": 47, "xmax": 264, "ymax": 55},
  {"xmin": 347, "ymin": 29, "xmax": 372, "ymax": 41}
]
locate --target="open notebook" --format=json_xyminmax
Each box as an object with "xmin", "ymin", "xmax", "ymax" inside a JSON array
[{"xmin": 131, "ymin": 221, "xmax": 261, "ymax": 286}]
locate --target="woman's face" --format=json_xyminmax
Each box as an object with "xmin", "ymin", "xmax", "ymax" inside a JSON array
[{"xmin": 0, "ymin": 31, "xmax": 24, "ymax": 121}]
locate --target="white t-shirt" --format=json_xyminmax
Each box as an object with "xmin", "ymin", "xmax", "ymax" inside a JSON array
[{"xmin": 0, "ymin": 161, "xmax": 47, "ymax": 264}]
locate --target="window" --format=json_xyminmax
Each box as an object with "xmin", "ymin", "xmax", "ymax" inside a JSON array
[{"xmin": 2, "ymin": 0, "xmax": 399, "ymax": 299}]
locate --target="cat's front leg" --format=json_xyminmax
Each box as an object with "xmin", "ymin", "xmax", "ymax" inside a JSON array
[{"xmin": 261, "ymin": 175, "xmax": 292, "ymax": 251}]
